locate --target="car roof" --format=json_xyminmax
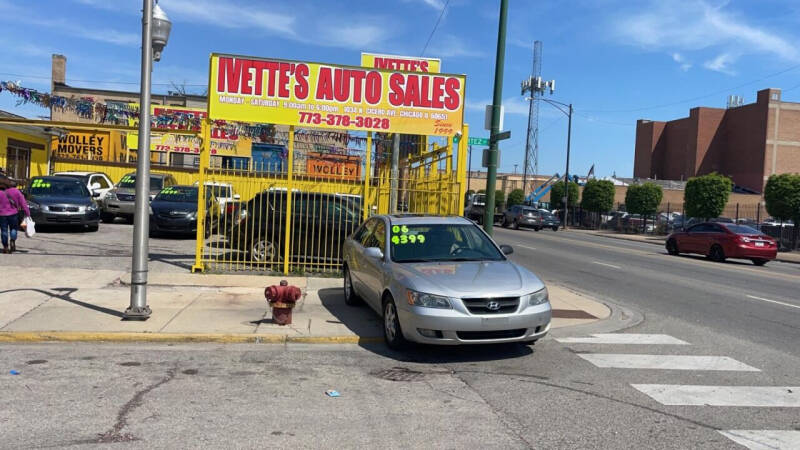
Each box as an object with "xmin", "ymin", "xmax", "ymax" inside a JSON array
[
  {"xmin": 381, "ymin": 214, "xmax": 473, "ymax": 225},
  {"xmin": 32, "ymin": 176, "xmax": 83, "ymax": 183},
  {"xmin": 53, "ymin": 171, "xmax": 103, "ymax": 176},
  {"xmin": 123, "ymin": 172, "xmax": 172, "ymax": 178}
]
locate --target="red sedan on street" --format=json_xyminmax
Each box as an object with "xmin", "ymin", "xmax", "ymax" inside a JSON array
[{"xmin": 666, "ymin": 222, "xmax": 778, "ymax": 266}]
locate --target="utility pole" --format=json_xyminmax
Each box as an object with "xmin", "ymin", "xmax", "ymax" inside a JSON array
[
  {"xmin": 483, "ymin": 0, "xmax": 508, "ymax": 235},
  {"xmin": 563, "ymin": 103, "xmax": 572, "ymax": 230},
  {"xmin": 389, "ymin": 133, "xmax": 400, "ymax": 214},
  {"xmin": 126, "ymin": 0, "xmax": 170, "ymax": 320}
]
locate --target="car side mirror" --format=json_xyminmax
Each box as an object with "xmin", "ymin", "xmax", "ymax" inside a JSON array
[
  {"xmin": 364, "ymin": 247, "xmax": 384, "ymax": 260},
  {"xmin": 233, "ymin": 194, "xmax": 241, "ymax": 200},
  {"xmin": 92, "ymin": 191, "xmax": 101, "ymax": 198},
  {"xmin": 91, "ymin": 182, "xmax": 102, "ymax": 191},
  {"xmin": 500, "ymin": 244, "xmax": 514, "ymax": 255}
]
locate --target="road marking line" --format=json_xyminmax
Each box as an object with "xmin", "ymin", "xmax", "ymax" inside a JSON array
[
  {"xmin": 577, "ymin": 354, "xmax": 760, "ymax": 371},
  {"xmin": 556, "ymin": 334, "xmax": 690, "ymax": 345},
  {"xmin": 592, "ymin": 261, "xmax": 621, "ymax": 269},
  {"xmin": 746, "ymin": 295, "xmax": 800, "ymax": 310},
  {"xmin": 632, "ymin": 385, "xmax": 800, "ymax": 407},
  {"xmin": 719, "ymin": 430, "xmax": 800, "ymax": 450},
  {"xmin": 516, "ymin": 244, "xmax": 537, "ymax": 251}
]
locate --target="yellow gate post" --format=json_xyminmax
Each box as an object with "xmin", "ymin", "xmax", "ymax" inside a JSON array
[
  {"xmin": 192, "ymin": 119, "xmax": 212, "ymax": 273},
  {"xmin": 282, "ymin": 126, "xmax": 295, "ymax": 275},
  {"xmin": 456, "ymin": 123, "xmax": 469, "ymax": 215},
  {"xmin": 363, "ymin": 131, "xmax": 372, "ymax": 222}
]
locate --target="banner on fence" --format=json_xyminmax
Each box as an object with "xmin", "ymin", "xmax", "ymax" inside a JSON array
[
  {"xmin": 209, "ymin": 54, "xmax": 465, "ymax": 136},
  {"xmin": 306, "ymin": 152, "xmax": 361, "ymax": 180}
]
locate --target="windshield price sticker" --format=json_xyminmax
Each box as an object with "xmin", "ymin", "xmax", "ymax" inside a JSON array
[
  {"xmin": 31, "ymin": 179, "xmax": 51, "ymax": 188},
  {"xmin": 391, "ymin": 225, "xmax": 426, "ymax": 245},
  {"xmin": 161, "ymin": 187, "xmax": 181, "ymax": 195},
  {"xmin": 120, "ymin": 176, "xmax": 134, "ymax": 183}
]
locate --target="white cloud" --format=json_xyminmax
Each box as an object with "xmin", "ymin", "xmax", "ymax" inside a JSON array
[
  {"xmin": 614, "ymin": 0, "xmax": 799, "ymax": 73},
  {"xmin": 671, "ymin": 52, "xmax": 692, "ymax": 71},
  {"xmin": 424, "ymin": 34, "xmax": 485, "ymax": 58},
  {"xmin": 164, "ymin": 0, "xmax": 296, "ymax": 35},
  {"xmin": 703, "ymin": 52, "xmax": 737, "ymax": 75},
  {"xmin": 466, "ymin": 97, "xmax": 530, "ymax": 117}
]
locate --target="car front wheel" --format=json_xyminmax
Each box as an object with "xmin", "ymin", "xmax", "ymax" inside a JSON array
[
  {"xmin": 251, "ymin": 238, "xmax": 280, "ymax": 263},
  {"xmin": 709, "ymin": 244, "xmax": 726, "ymax": 262},
  {"xmin": 751, "ymin": 258, "xmax": 768, "ymax": 266},
  {"xmin": 666, "ymin": 239, "xmax": 679, "ymax": 255},
  {"xmin": 383, "ymin": 295, "xmax": 408, "ymax": 350}
]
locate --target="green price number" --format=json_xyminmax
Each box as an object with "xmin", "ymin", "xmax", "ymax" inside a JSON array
[
  {"xmin": 391, "ymin": 225, "xmax": 409, "ymax": 234},
  {"xmin": 391, "ymin": 233, "xmax": 426, "ymax": 245},
  {"xmin": 391, "ymin": 235, "xmax": 400, "ymax": 245}
]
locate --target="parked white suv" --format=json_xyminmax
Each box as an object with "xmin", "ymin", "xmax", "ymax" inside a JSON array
[{"xmin": 53, "ymin": 171, "xmax": 114, "ymax": 202}]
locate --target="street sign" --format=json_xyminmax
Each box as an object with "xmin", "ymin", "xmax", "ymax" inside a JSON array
[
  {"xmin": 453, "ymin": 136, "xmax": 490, "ymax": 146},
  {"xmin": 482, "ymin": 148, "xmax": 500, "ymax": 168},
  {"xmin": 490, "ymin": 130, "xmax": 511, "ymax": 143}
]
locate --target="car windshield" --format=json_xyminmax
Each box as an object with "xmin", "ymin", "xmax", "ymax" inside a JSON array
[
  {"xmin": 390, "ymin": 223, "xmax": 504, "ymax": 263},
  {"xmin": 118, "ymin": 174, "xmax": 164, "ymax": 190},
  {"xmin": 725, "ymin": 224, "xmax": 761, "ymax": 235},
  {"xmin": 207, "ymin": 185, "xmax": 231, "ymax": 198},
  {"xmin": 154, "ymin": 186, "xmax": 198, "ymax": 203},
  {"xmin": 57, "ymin": 174, "xmax": 90, "ymax": 184},
  {"xmin": 29, "ymin": 179, "xmax": 88, "ymax": 197}
]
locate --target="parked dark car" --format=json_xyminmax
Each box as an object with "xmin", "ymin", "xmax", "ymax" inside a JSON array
[
  {"xmin": 26, "ymin": 176, "xmax": 100, "ymax": 231},
  {"xmin": 103, "ymin": 172, "xmax": 178, "ymax": 223},
  {"xmin": 501, "ymin": 205, "xmax": 560, "ymax": 231},
  {"xmin": 149, "ymin": 185, "xmax": 211, "ymax": 238},
  {"xmin": 227, "ymin": 190, "xmax": 361, "ymax": 262},
  {"xmin": 666, "ymin": 222, "xmax": 777, "ymax": 266}
]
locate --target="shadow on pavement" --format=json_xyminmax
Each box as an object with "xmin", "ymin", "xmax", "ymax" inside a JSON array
[
  {"xmin": 0, "ymin": 287, "xmax": 125, "ymax": 319},
  {"xmin": 316, "ymin": 288, "xmax": 534, "ymax": 363}
]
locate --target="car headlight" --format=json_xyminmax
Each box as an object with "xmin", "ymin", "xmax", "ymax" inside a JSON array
[
  {"xmin": 187, "ymin": 212, "xmax": 197, "ymax": 220},
  {"xmin": 29, "ymin": 201, "xmax": 41, "ymax": 210},
  {"xmin": 106, "ymin": 191, "xmax": 117, "ymax": 201},
  {"xmin": 88, "ymin": 204, "xmax": 98, "ymax": 211},
  {"xmin": 406, "ymin": 290, "xmax": 453, "ymax": 309},
  {"xmin": 524, "ymin": 287, "xmax": 549, "ymax": 307}
]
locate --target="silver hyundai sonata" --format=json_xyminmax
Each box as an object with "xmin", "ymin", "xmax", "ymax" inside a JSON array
[{"xmin": 342, "ymin": 215, "xmax": 551, "ymax": 349}]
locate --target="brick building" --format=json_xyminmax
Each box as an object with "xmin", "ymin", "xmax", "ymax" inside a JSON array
[{"xmin": 634, "ymin": 88, "xmax": 800, "ymax": 194}]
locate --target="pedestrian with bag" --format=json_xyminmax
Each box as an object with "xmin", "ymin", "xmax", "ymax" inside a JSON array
[{"xmin": 0, "ymin": 176, "xmax": 30, "ymax": 254}]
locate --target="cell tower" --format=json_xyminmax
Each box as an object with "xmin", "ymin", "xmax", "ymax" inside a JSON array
[{"xmin": 522, "ymin": 41, "xmax": 543, "ymax": 195}]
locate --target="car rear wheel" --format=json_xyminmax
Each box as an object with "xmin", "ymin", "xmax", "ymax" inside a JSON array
[
  {"xmin": 251, "ymin": 238, "xmax": 280, "ymax": 263},
  {"xmin": 383, "ymin": 295, "xmax": 409, "ymax": 350},
  {"xmin": 533, "ymin": 226, "xmax": 541, "ymax": 232},
  {"xmin": 512, "ymin": 220, "xmax": 519, "ymax": 230},
  {"xmin": 552, "ymin": 226, "xmax": 558, "ymax": 232},
  {"xmin": 501, "ymin": 217, "xmax": 509, "ymax": 228},
  {"xmin": 709, "ymin": 245, "xmax": 726, "ymax": 262},
  {"xmin": 343, "ymin": 266, "xmax": 362, "ymax": 306},
  {"xmin": 751, "ymin": 258, "xmax": 768, "ymax": 266},
  {"xmin": 666, "ymin": 239, "xmax": 679, "ymax": 255}
]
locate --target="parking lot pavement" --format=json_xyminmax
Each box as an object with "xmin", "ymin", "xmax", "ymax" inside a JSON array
[{"xmin": 4, "ymin": 220, "xmax": 196, "ymax": 273}]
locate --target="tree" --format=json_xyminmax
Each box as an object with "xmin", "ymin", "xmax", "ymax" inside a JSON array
[
  {"xmin": 684, "ymin": 172, "xmax": 732, "ymax": 220},
  {"xmin": 625, "ymin": 183, "xmax": 663, "ymax": 232},
  {"xmin": 507, "ymin": 189, "xmax": 525, "ymax": 208},
  {"xmin": 494, "ymin": 190, "xmax": 505, "ymax": 209},
  {"xmin": 549, "ymin": 181, "xmax": 579, "ymax": 210},
  {"xmin": 581, "ymin": 179, "xmax": 616, "ymax": 228},
  {"xmin": 764, "ymin": 173, "xmax": 800, "ymax": 248}
]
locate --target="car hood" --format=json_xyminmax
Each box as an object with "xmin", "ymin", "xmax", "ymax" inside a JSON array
[
  {"xmin": 30, "ymin": 195, "xmax": 92, "ymax": 207},
  {"xmin": 151, "ymin": 201, "xmax": 196, "ymax": 214},
  {"xmin": 115, "ymin": 187, "xmax": 161, "ymax": 195},
  {"xmin": 394, "ymin": 260, "xmax": 545, "ymax": 298}
]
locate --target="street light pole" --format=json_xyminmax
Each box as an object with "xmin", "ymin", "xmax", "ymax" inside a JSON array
[
  {"xmin": 483, "ymin": 0, "xmax": 508, "ymax": 235},
  {"xmin": 126, "ymin": 0, "xmax": 170, "ymax": 320}
]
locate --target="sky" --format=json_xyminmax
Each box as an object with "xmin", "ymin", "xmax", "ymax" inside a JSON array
[{"xmin": 2, "ymin": 0, "xmax": 800, "ymax": 178}]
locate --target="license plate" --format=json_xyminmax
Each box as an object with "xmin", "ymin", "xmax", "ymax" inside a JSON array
[
  {"xmin": 481, "ymin": 317, "xmax": 509, "ymax": 326},
  {"xmin": 755, "ymin": 242, "xmax": 764, "ymax": 247}
]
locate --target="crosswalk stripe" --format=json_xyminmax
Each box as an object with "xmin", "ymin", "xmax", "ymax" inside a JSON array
[
  {"xmin": 556, "ymin": 333, "xmax": 690, "ymax": 345},
  {"xmin": 718, "ymin": 430, "xmax": 800, "ymax": 450},
  {"xmin": 632, "ymin": 385, "xmax": 800, "ymax": 407},
  {"xmin": 577, "ymin": 354, "xmax": 760, "ymax": 371}
]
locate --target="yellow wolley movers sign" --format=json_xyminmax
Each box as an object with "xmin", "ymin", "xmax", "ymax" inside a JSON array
[{"xmin": 208, "ymin": 54, "xmax": 465, "ymax": 136}]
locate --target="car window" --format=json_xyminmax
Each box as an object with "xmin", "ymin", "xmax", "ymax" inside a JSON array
[
  {"xmin": 708, "ymin": 224, "xmax": 724, "ymax": 233},
  {"xmin": 154, "ymin": 186, "xmax": 198, "ymax": 203},
  {"xmin": 29, "ymin": 179, "xmax": 89, "ymax": 197},
  {"xmin": 91, "ymin": 175, "xmax": 110, "ymax": 189},
  {"xmin": 351, "ymin": 219, "xmax": 375, "ymax": 245},
  {"xmin": 362, "ymin": 219, "xmax": 386, "ymax": 250},
  {"xmin": 725, "ymin": 224, "xmax": 760, "ymax": 234},
  {"xmin": 390, "ymin": 223, "xmax": 504, "ymax": 263},
  {"xmin": 688, "ymin": 224, "xmax": 707, "ymax": 232}
]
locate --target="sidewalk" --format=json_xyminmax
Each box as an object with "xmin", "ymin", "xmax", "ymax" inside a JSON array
[
  {"xmin": 571, "ymin": 229, "xmax": 800, "ymax": 264},
  {"xmin": 0, "ymin": 267, "xmax": 610, "ymax": 344}
]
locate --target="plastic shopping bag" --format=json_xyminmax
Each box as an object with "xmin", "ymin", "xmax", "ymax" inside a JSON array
[{"xmin": 24, "ymin": 217, "xmax": 35, "ymax": 238}]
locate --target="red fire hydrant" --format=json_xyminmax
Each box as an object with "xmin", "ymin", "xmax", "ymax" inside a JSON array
[{"xmin": 265, "ymin": 280, "xmax": 302, "ymax": 325}]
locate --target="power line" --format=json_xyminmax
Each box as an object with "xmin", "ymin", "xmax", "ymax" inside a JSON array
[
  {"xmin": 420, "ymin": 0, "xmax": 450, "ymax": 57},
  {"xmin": 580, "ymin": 62, "xmax": 800, "ymax": 114},
  {"xmin": 0, "ymin": 72, "xmax": 206, "ymax": 87}
]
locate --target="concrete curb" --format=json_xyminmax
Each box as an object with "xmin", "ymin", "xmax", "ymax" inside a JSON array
[{"xmin": 0, "ymin": 331, "xmax": 382, "ymax": 345}]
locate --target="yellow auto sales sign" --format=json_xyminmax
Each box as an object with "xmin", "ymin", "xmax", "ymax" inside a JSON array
[{"xmin": 208, "ymin": 54, "xmax": 465, "ymax": 136}]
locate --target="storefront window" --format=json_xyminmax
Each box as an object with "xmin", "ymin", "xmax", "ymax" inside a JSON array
[{"xmin": 6, "ymin": 145, "xmax": 30, "ymax": 181}]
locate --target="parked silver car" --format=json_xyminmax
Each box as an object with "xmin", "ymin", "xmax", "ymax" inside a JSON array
[{"xmin": 342, "ymin": 215, "xmax": 551, "ymax": 349}]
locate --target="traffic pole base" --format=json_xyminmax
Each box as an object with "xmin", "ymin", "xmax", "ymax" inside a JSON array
[{"xmin": 123, "ymin": 305, "xmax": 152, "ymax": 321}]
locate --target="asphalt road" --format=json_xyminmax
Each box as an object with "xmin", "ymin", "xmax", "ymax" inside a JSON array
[{"xmin": 3, "ymin": 224, "xmax": 800, "ymax": 448}]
